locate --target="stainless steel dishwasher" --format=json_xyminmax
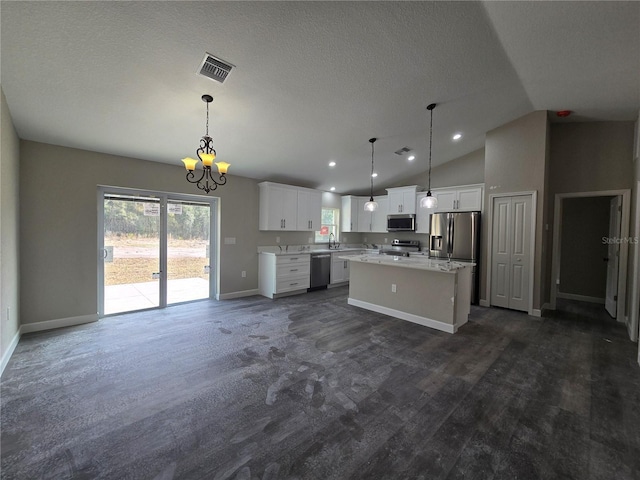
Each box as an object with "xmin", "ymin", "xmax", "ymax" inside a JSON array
[{"xmin": 309, "ymin": 253, "xmax": 331, "ymax": 290}]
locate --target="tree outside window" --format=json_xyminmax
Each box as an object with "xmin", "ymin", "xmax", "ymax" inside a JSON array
[{"xmin": 315, "ymin": 208, "xmax": 339, "ymax": 243}]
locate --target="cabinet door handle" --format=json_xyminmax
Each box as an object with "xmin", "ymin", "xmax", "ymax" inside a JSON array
[
  {"xmin": 290, "ymin": 282, "xmax": 299, "ymax": 286},
  {"xmin": 290, "ymin": 268, "xmax": 298, "ymax": 272}
]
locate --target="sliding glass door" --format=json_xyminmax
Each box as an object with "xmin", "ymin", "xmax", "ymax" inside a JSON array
[
  {"xmin": 167, "ymin": 200, "xmax": 211, "ymax": 305},
  {"xmin": 99, "ymin": 189, "xmax": 217, "ymax": 316}
]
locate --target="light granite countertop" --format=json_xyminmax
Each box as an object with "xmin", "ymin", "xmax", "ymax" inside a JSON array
[
  {"xmin": 258, "ymin": 247, "xmax": 376, "ymax": 256},
  {"xmin": 341, "ymin": 254, "xmax": 475, "ymax": 273}
]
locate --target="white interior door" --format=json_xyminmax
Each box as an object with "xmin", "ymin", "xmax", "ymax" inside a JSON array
[
  {"xmin": 491, "ymin": 197, "xmax": 511, "ymax": 308},
  {"xmin": 605, "ymin": 196, "xmax": 621, "ymax": 317},
  {"xmin": 491, "ymin": 195, "xmax": 532, "ymax": 312},
  {"xmin": 508, "ymin": 196, "xmax": 532, "ymax": 312}
]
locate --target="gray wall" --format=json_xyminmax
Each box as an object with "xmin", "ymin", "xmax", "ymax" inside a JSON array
[
  {"xmin": 559, "ymin": 197, "xmax": 611, "ymax": 299},
  {"xmin": 18, "ymin": 141, "xmax": 337, "ymax": 325},
  {"xmin": 549, "ymin": 122, "xmax": 635, "ymax": 194},
  {"xmin": 1, "ymin": 87, "xmax": 21, "ymax": 361},
  {"xmin": 483, "ymin": 110, "xmax": 549, "ymax": 310}
]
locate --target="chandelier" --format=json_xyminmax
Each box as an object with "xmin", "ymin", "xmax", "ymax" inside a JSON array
[
  {"xmin": 181, "ymin": 94, "xmax": 230, "ymax": 193},
  {"xmin": 420, "ymin": 103, "xmax": 438, "ymax": 209}
]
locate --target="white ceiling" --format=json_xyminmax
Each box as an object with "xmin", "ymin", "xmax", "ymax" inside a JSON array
[{"xmin": 1, "ymin": 1, "xmax": 638, "ymax": 195}]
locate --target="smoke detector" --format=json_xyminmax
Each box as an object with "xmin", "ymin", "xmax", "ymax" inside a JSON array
[{"xmin": 197, "ymin": 53, "xmax": 234, "ymax": 84}]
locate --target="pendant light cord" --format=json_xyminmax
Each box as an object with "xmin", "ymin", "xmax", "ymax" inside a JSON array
[
  {"xmin": 369, "ymin": 138, "xmax": 376, "ymax": 201},
  {"xmin": 428, "ymin": 106, "xmax": 433, "ymax": 193},
  {"xmin": 426, "ymin": 103, "xmax": 436, "ymax": 194}
]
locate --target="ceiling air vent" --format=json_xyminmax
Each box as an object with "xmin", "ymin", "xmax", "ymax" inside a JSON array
[
  {"xmin": 197, "ymin": 53, "xmax": 234, "ymax": 84},
  {"xmin": 394, "ymin": 147, "xmax": 412, "ymax": 156}
]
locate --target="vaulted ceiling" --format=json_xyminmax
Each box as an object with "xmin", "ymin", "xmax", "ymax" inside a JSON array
[{"xmin": 2, "ymin": 1, "xmax": 638, "ymax": 195}]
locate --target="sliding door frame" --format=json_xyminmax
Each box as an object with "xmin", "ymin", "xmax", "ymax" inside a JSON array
[{"xmin": 97, "ymin": 186, "xmax": 219, "ymax": 317}]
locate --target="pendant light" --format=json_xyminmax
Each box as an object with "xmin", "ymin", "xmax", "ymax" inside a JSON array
[
  {"xmin": 420, "ymin": 103, "xmax": 438, "ymax": 209},
  {"xmin": 364, "ymin": 138, "xmax": 378, "ymax": 212}
]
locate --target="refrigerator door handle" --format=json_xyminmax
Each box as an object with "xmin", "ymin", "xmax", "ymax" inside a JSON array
[{"xmin": 447, "ymin": 214, "xmax": 454, "ymax": 255}]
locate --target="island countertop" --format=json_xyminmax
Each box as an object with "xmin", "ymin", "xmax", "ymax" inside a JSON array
[{"xmin": 341, "ymin": 254, "xmax": 475, "ymax": 274}]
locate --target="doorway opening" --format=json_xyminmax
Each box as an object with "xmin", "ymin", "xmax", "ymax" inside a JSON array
[
  {"xmin": 551, "ymin": 190, "xmax": 631, "ymax": 328},
  {"xmin": 98, "ymin": 188, "xmax": 218, "ymax": 316}
]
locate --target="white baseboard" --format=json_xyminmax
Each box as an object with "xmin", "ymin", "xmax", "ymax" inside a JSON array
[
  {"xmin": 531, "ymin": 309, "xmax": 542, "ymax": 318},
  {"xmin": 557, "ymin": 292, "xmax": 605, "ymax": 304},
  {"xmin": 20, "ymin": 314, "xmax": 98, "ymax": 334},
  {"xmin": 347, "ymin": 298, "xmax": 459, "ymax": 334},
  {"xmin": 479, "ymin": 299, "xmax": 490, "ymax": 307},
  {"xmin": 217, "ymin": 289, "xmax": 260, "ymax": 300},
  {"xmin": 1, "ymin": 329, "xmax": 21, "ymax": 377}
]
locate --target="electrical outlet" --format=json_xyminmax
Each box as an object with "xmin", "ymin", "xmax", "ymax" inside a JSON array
[
  {"xmin": 241, "ymin": 271, "xmax": 246, "ymax": 278},
  {"xmin": 276, "ymin": 236, "xmax": 280, "ymax": 243},
  {"xmin": 384, "ymin": 238, "xmax": 388, "ymax": 243},
  {"xmin": 391, "ymin": 284, "xmax": 397, "ymax": 293},
  {"xmin": 308, "ymin": 237, "xmax": 313, "ymax": 243}
]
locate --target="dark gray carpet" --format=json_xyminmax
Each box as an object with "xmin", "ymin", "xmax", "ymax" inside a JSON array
[{"xmin": 2, "ymin": 287, "xmax": 639, "ymax": 479}]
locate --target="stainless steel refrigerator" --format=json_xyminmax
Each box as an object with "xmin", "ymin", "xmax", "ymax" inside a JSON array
[{"xmin": 429, "ymin": 211, "xmax": 481, "ymax": 304}]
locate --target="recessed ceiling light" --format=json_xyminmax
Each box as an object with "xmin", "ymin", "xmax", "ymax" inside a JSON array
[
  {"xmin": 452, "ymin": 133, "xmax": 462, "ymax": 141},
  {"xmin": 330, "ymin": 187, "xmax": 336, "ymax": 191},
  {"xmin": 408, "ymin": 155, "xmax": 415, "ymax": 161},
  {"xmin": 328, "ymin": 161, "xmax": 336, "ymax": 167},
  {"xmin": 371, "ymin": 172, "xmax": 378, "ymax": 178}
]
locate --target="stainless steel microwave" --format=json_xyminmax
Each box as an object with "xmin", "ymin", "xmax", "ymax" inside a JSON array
[{"xmin": 387, "ymin": 214, "xmax": 416, "ymax": 232}]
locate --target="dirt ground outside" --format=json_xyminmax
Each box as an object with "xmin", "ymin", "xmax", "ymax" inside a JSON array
[{"xmin": 104, "ymin": 236, "xmax": 210, "ymax": 285}]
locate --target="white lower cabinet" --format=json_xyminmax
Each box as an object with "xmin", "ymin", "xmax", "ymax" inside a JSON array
[
  {"xmin": 331, "ymin": 256, "xmax": 349, "ymax": 284},
  {"xmin": 330, "ymin": 251, "xmax": 363, "ymax": 284},
  {"xmin": 259, "ymin": 254, "xmax": 310, "ymax": 298}
]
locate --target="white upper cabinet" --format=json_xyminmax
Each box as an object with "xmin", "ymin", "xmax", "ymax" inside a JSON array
[
  {"xmin": 356, "ymin": 196, "xmax": 388, "ymax": 232},
  {"xmin": 341, "ymin": 195, "xmax": 359, "ymax": 232},
  {"xmin": 431, "ymin": 184, "xmax": 483, "ymax": 212},
  {"xmin": 415, "ymin": 193, "xmax": 432, "ymax": 234},
  {"xmin": 457, "ymin": 186, "xmax": 483, "ymax": 211},
  {"xmin": 297, "ymin": 189, "xmax": 322, "ymax": 231},
  {"xmin": 386, "ymin": 186, "xmax": 418, "ymax": 214},
  {"xmin": 259, "ymin": 182, "xmax": 322, "ymax": 231},
  {"xmin": 371, "ymin": 196, "xmax": 389, "ymax": 232},
  {"xmin": 433, "ymin": 190, "xmax": 457, "ymax": 211},
  {"xmin": 356, "ymin": 197, "xmax": 372, "ymax": 232}
]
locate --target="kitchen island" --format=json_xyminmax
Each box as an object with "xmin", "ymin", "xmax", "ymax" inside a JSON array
[{"xmin": 342, "ymin": 255, "xmax": 474, "ymax": 333}]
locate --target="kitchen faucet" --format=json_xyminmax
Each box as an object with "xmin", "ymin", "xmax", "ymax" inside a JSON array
[{"xmin": 329, "ymin": 232, "xmax": 335, "ymax": 249}]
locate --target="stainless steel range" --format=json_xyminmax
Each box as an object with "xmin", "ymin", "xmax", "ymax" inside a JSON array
[{"xmin": 380, "ymin": 239, "xmax": 421, "ymax": 257}]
